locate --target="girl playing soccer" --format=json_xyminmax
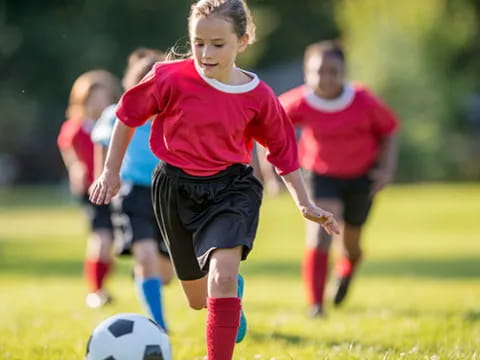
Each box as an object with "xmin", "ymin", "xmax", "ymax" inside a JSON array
[
  {"xmin": 91, "ymin": 50, "xmax": 173, "ymax": 331},
  {"xmin": 57, "ymin": 70, "xmax": 122, "ymax": 308},
  {"xmin": 278, "ymin": 40, "xmax": 399, "ymax": 317},
  {"xmin": 89, "ymin": 1, "xmax": 339, "ymax": 359}
]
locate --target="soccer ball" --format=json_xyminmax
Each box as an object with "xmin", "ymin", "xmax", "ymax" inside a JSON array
[{"xmin": 85, "ymin": 313, "xmax": 172, "ymax": 360}]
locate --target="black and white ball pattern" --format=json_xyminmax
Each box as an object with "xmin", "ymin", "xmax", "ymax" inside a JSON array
[{"xmin": 85, "ymin": 313, "xmax": 171, "ymax": 360}]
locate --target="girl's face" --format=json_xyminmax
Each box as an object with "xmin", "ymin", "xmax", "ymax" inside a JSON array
[
  {"xmin": 190, "ymin": 15, "xmax": 248, "ymax": 83},
  {"xmin": 304, "ymin": 52, "xmax": 345, "ymax": 99}
]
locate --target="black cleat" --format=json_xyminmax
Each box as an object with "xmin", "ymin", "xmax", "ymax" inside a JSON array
[{"xmin": 333, "ymin": 275, "xmax": 352, "ymax": 306}]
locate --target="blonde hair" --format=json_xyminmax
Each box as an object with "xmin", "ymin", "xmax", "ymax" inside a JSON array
[
  {"xmin": 189, "ymin": 0, "xmax": 256, "ymax": 44},
  {"xmin": 66, "ymin": 70, "xmax": 122, "ymax": 120}
]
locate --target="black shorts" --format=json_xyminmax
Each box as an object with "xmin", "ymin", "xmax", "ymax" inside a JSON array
[
  {"xmin": 152, "ymin": 163, "xmax": 263, "ymax": 281},
  {"xmin": 307, "ymin": 171, "xmax": 373, "ymax": 226},
  {"xmin": 81, "ymin": 194, "xmax": 113, "ymax": 231},
  {"xmin": 112, "ymin": 183, "xmax": 169, "ymax": 257}
]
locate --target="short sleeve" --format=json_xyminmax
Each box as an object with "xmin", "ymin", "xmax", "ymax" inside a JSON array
[
  {"xmin": 364, "ymin": 89, "xmax": 399, "ymax": 137},
  {"xmin": 91, "ymin": 104, "xmax": 117, "ymax": 147},
  {"xmin": 116, "ymin": 63, "xmax": 166, "ymax": 127},
  {"xmin": 248, "ymin": 86, "xmax": 300, "ymax": 176},
  {"xmin": 57, "ymin": 119, "xmax": 78, "ymax": 150}
]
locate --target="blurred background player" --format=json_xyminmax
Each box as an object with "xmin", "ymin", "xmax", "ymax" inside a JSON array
[
  {"xmin": 278, "ymin": 40, "xmax": 399, "ymax": 317},
  {"xmin": 91, "ymin": 48, "xmax": 174, "ymax": 331},
  {"xmin": 57, "ymin": 70, "xmax": 122, "ymax": 308}
]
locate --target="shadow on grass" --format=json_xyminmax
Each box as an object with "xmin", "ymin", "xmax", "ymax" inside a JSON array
[
  {"xmin": 324, "ymin": 340, "xmax": 399, "ymax": 354},
  {"xmin": 249, "ymin": 330, "xmax": 310, "ymax": 345},
  {"xmin": 250, "ymin": 332, "xmax": 402, "ymax": 355},
  {"xmin": 244, "ymin": 256, "xmax": 480, "ymax": 279},
  {"xmin": 464, "ymin": 310, "xmax": 480, "ymax": 323},
  {"xmin": 340, "ymin": 305, "xmax": 480, "ymax": 324},
  {"xmin": 1, "ymin": 254, "xmax": 479, "ymax": 280},
  {"xmin": 360, "ymin": 257, "xmax": 480, "ymax": 279},
  {"xmin": 0, "ymin": 258, "xmax": 132, "ymax": 278}
]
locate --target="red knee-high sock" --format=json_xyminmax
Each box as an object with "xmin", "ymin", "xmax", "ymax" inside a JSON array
[
  {"xmin": 335, "ymin": 256, "xmax": 361, "ymax": 277},
  {"xmin": 206, "ymin": 297, "xmax": 241, "ymax": 360},
  {"xmin": 302, "ymin": 248, "xmax": 329, "ymax": 306},
  {"xmin": 84, "ymin": 259, "xmax": 111, "ymax": 292}
]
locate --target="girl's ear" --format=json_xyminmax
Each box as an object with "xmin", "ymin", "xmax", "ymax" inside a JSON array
[{"xmin": 237, "ymin": 34, "xmax": 249, "ymax": 53}]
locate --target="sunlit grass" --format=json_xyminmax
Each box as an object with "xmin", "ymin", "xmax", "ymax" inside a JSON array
[{"xmin": 0, "ymin": 184, "xmax": 479, "ymax": 359}]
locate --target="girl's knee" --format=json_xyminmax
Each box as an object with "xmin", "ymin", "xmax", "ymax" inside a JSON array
[
  {"xmin": 210, "ymin": 272, "xmax": 237, "ymax": 294},
  {"xmin": 160, "ymin": 272, "xmax": 173, "ymax": 286},
  {"xmin": 344, "ymin": 248, "xmax": 363, "ymax": 263},
  {"xmin": 351, "ymin": 249, "xmax": 363, "ymax": 263},
  {"xmin": 187, "ymin": 298, "xmax": 206, "ymax": 310}
]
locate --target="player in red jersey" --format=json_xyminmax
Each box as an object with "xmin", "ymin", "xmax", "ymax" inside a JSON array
[
  {"xmin": 89, "ymin": 1, "xmax": 339, "ymax": 359},
  {"xmin": 279, "ymin": 40, "xmax": 399, "ymax": 317},
  {"xmin": 57, "ymin": 70, "xmax": 122, "ymax": 308}
]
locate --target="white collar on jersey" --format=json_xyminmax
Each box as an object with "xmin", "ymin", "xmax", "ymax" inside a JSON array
[
  {"xmin": 194, "ymin": 60, "xmax": 260, "ymax": 94},
  {"xmin": 304, "ymin": 84, "xmax": 355, "ymax": 112}
]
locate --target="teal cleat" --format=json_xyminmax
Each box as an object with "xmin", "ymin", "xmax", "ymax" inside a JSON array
[{"xmin": 236, "ymin": 274, "xmax": 247, "ymax": 343}]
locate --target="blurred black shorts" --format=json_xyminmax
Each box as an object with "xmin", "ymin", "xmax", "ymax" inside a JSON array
[
  {"xmin": 152, "ymin": 163, "xmax": 263, "ymax": 281},
  {"xmin": 81, "ymin": 194, "xmax": 113, "ymax": 231},
  {"xmin": 306, "ymin": 171, "xmax": 374, "ymax": 226},
  {"xmin": 111, "ymin": 183, "xmax": 169, "ymax": 257}
]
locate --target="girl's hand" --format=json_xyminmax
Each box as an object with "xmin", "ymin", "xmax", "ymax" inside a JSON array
[
  {"xmin": 88, "ymin": 169, "xmax": 121, "ymax": 205},
  {"xmin": 301, "ymin": 203, "xmax": 340, "ymax": 235}
]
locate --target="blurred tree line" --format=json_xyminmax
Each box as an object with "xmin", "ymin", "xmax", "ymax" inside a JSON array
[
  {"xmin": 337, "ymin": 0, "xmax": 480, "ymax": 181},
  {"xmin": 0, "ymin": 0, "xmax": 478, "ymax": 184}
]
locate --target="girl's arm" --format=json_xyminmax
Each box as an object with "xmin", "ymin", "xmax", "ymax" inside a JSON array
[
  {"xmin": 89, "ymin": 121, "xmax": 135, "ymax": 205},
  {"xmin": 281, "ymin": 169, "xmax": 340, "ymax": 235},
  {"xmin": 59, "ymin": 147, "xmax": 88, "ymax": 196},
  {"xmin": 369, "ymin": 133, "xmax": 398, "ymax": 195},
  {"xmin": 93, "ymin": 144, "xmax": 108, "ymax": 179},
  {"xmin": 257, "ymin": 145, "xmax": 282, "ymax": 196}
]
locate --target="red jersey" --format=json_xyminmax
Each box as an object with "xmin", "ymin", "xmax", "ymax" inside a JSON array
[
  {"xmin": 116, "ymin": 58, "xmax": 299, "ymax": 176},
  {"xmin": 57, "ymin": 118, "xmax": 95, "ymax": 186},
  {"xmin": 279, "ymin": 84, "xmax": 399, "ymax": 178}
]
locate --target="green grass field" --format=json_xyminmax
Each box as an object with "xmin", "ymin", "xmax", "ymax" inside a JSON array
[{"xmin": 0, "ymin": 184, "xmax": 479, "ymax": 360}]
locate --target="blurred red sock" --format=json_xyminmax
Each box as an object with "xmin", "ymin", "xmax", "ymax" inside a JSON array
[
  {"xmin": 302, "ymin": 248, "xmax": 328, "ymax": 305},
  {"xmin": 206, "ymin": 297, "xmax": 240, "ymax": 360},
  {"xmin": 84, "ymin": 260, "xmax": 111, "ymax": 292}
]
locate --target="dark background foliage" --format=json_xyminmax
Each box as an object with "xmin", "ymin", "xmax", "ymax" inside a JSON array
[{"xmin": 0, "ymin": 0, "xmax": 478, "ymax": 183}]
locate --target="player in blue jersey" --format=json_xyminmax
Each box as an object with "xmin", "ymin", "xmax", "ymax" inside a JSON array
[{"xmin": 91, "ymin": 49, "xmax": 173, "ymax": 331}]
